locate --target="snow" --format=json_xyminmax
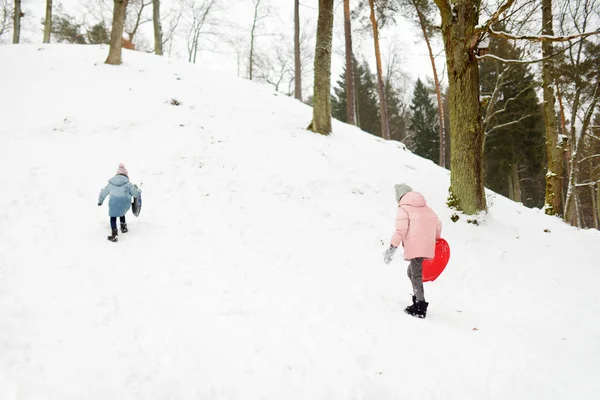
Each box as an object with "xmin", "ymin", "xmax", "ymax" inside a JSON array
[{"xmin": 1, "ymin": 44, "xmax": 599, "ymax": 400}]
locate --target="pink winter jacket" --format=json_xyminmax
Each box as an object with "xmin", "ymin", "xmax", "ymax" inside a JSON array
[{"xmin": 390, "ymin": 191, "xmax": 442, "ymax": 260}]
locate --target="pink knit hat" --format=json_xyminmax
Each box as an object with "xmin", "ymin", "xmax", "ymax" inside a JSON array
[{"xmin": 116, "ymin": 163, "xmax": 128, "ymax": 177}]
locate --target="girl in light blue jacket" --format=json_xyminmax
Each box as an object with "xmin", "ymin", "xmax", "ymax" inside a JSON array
[{"xmin": 98, "ymin": 163, "xmax": 142, "ymax": 242}]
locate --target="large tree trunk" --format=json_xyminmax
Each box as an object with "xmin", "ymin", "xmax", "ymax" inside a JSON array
[
  {"xmin": 153, "ymin": 0, "xmax": 163, "ymax": 55},
  {"xmin": 368, "ymin": 0, "xmax": 390, "ymax": 140},
  {"xmin": 343, "ymin": 0, "xmax": 356, "ymax": 125},
  {"xmin": 308, "ymin": 0, "xmax": 334, "ymax": 135},
  {"xmin": 541, "ymin": 0, "xmax": 564, "ymax": 216},
  {"xmin": 413, "ymin": 0, "xmax": 445, "ymax": 167},
  {"xmin": 106, "ymin": 0, "xmax": 129, "ymax": 65},
  {"xmin": 43, "ymin": 0, "xmax": 53, "ymax": 43},
  {"xmin": 438, "ymin": 0, "xmax": 486, "ymax": 214},
  {"xmin": 12, "ymin": 0, "xmax": 21, "ymax": 44},
  {"xmin": 294, "ymin": 0, "xmax": 302, "ymax": 100}
]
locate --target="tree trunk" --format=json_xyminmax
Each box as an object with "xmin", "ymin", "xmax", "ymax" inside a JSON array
[
  {"xmin": 438, "ymin": 0, "xmax": 486, "ymax": 214},
  {"xmin": 413, "ymin": 0, "xmax": 445, "ymax": 167},
  {"xmin": 249, "ymin": 0, "xmax": 261, "ymax": 80},
  {"xmin": 541, "ymin": 0, "xmax": 564, "ymax": 216},
  {"xmin": 105, "ymin": 0, "xmax": 129, "ymax": 65},
  {"xmin": 343, "ymin": 0, "xmax": 356, "ymax": 125},
  {"xmin": 591, "ymin": 185, "xmax": 598, "ymax": 229},
  {"xmin": 153, "ymin": 0, "xmax": 163, "ymax": 55},
  {"xmin": 368, "ymin": 0, "xmax": 390, "ymax": 140},
  {"xmin": 512, "ymin": 162, "xmax": 522, "ymax": 203},
  {"xmin": 12, "ymin": 0, "xmax": 20, "ymax": 44},
  {"xmin": 43, "ymin": 0, "xmax": 53, "ymax": 43},
  {"xmin": 308, "ymin": 0, "xmax": 334, "ymax": 135},
  {"xmin": 508, "ymin": 170, "xmax": 514, "ymax": 200},
  {"xmin": 596, "ymin": 183, "xmax": 600, "ymax": 229},
  {"xmin": 294, "ymin": 0, "xmax": 302, "ymax": 100}
]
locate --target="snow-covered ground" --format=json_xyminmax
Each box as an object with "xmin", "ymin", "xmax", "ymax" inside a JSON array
[{"xmin": 0, "ymin": 44, "xmax": 598, "ymax": 400}]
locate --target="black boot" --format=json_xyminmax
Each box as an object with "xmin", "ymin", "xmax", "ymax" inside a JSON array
[
  {"xmin": 404, "ymin": 295, "xmax": 417, "ymax": 315},
  {"xmin": 107, "ymin": 229, "xmax": 118, "ymax": 242},
  {"xmin": 121, "ymin": 223, "xmax": 128, "ymax": 233},
  {"xmin": 414, "ymin": 301, "xmax": 429, "ymax": 319}
]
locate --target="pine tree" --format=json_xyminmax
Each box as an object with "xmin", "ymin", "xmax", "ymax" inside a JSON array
[
  {"xmin": 480, "ymin": 34, "xmax": 545, "ymax": 208},
  {"xmin": 409, "ymin": 78, "xmax": 439, "ymax": 162},
  {"xmin": 331, "ymin": 57, "xmax": 380, "ymax": 136},
  {"xmin": 385, "ymin": 78, "xmax": 408, "ymax": 143}
]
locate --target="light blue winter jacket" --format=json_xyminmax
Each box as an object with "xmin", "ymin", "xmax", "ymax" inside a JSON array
[{"xmin": 98, "ymin": 175, "xmax": 142, "ymax": 217}]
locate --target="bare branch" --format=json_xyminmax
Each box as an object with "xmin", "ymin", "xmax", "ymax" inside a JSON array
[
  {"xmin": 476, "ymin": 51, "xmax": 560, "ymax": 64},
  {"xmin": 488, "ymin": 26, "xmax": 600, "ymax": 42},
  {"xmin": 579, "ymin": 154, "xmax": 600, "ymax": 163},
  {"xmin": 485, "ymin": 114, "xmax": 532, "ymax": 135},
  {"xmin": 486, "ymin": 80, "xmax": 535, "ymax": 126},
  {"xmin": 479, "ymin": 0, "xmax": 518, "ymax": 35}
]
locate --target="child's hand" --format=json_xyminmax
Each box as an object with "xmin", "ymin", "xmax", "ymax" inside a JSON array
[{"xmin": 384, "ymin": 245, "xmax": 397, "ymax": 264}]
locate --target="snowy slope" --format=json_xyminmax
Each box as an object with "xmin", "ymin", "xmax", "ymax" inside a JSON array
[{"xmin": 0, "ymin": 44, "xmax": 599, "ymax": 400}]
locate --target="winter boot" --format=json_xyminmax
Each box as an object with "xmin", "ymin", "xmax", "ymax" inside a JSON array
[
  {"xmin": 107, "ymin": 229, "xmax": 118, "ymax": 242},
  {"xmin": 403, "ymin": 295, "xmax": 417, "ymax": 315},
  {"xmin": 414, "ymin": 301, "xmax": 429, "ymax": 319},
  {"xmin": 121, "ymin": 223, "xmax": 128, "ymax": 233}
]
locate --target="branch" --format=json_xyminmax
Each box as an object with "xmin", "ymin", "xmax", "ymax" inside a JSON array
[
  {"xmin": 485, "ymin": 114, "xmax": 532, "ymax": 135},
  {"xmin": 576, "ymin": 180, "xmax": 600, "ymax": 187},
  {"xmin": 476, "ymin": 49, "xmax": 564, "ymax": 64},
  {"xmin": 484, "ymin": 66, "xmax": 511, "ymax": 127},
  {"xmin": 579, "ymin": 154, "xmax": 600, "ymax": 163},
  {"xmin": 488, "ymin": 26, "xmax": 600, "ymax": 42},
  {"xmin": 479, "ymin": 0, "xmax": 518, "ymax": 35},
  {"xmin": 486, "ymin": 82, "xmax": 534, "ymax": 125}
]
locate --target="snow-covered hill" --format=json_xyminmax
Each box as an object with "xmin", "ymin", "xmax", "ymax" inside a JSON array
[{"xmin": 0, "ymin": 44, "xmax": 598, "ymax": 400}]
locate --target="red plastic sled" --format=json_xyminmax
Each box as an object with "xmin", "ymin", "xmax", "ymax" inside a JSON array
[{"xmin": 422, "ymin": 238, "xmax": 450, "ymax": 282}]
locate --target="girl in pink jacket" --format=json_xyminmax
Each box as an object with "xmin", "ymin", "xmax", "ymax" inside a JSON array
[{"xmin": 384, "ymin": 183, "xmax": 441, "ymax": 319}]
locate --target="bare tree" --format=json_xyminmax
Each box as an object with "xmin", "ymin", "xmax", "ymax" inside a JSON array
[
  {"xmin": 12, "ymin": 0, "xmax": 21, "ymax": 43},
  {"xmin": 343, "ymin": 0, "xmax": 356, "ymax": 125},
  {"xmin": 43, "ymin": 0, "xmax": 53, "ymax": 43},
  {"xmin": 255, "ymin": 27, "xmax": 314, "ymax": 95},
  {"xmin": 161, "ymin": 1, "xmax": 184, "ymax": 56},
  {"xmin": 368, "ymin": 0, "xmax": 390, "ymax": 140},
  {"xmin": 0, "ymin": 0, "xmax": 13, "ymax": 42},
  {"xmin": 556, "ymin": 0, "xmax": 600, "ymax": 225},
  {"xmin": 184, "ymin": 0, "xmax": 218, "ymax": 64},
  {"xmin": 255, "ymin": 42, "xmax": 293, "ymax": 92},
  {"xmin": 294, "ymin": 0, "xmax": 302, "ymax": 100},
  {"xmin": 105, "ymin": 0, "xmax": 129, "ymax": 65},
  {"xmin": 308, "ymin": 0, "xmax": 334, "ymax": 135},
  {"xmin": 125, "ymin": 0, "xmax": 151, "ymax": 44},
  {"xmin": 248, "ymin": 0, "xmax": 270, "ymax": 80}
]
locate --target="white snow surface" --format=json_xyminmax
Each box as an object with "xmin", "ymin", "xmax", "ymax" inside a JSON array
[{"xmin": 0, "ymin": 45, "xmax": 599, "ymax": 400}]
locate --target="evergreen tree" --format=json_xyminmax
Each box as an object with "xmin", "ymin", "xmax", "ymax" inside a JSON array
[
  {"xmin": 480, "ymin": 34, "xmax": 545, "ymax": 208},
  {"xmin": 331, "ymin": 56, "xmax": 380, "ymax": 136},
  {"xmin": 385, "ymin": 78, "xmax": 408, "ymax": 143},
  {"xmin": 409, "ymin": 78, "xmax": 439, "ymax": 162},
  {"xmin": 87, "ymin": 21, "xmax": 110, "ymax": 44}
]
